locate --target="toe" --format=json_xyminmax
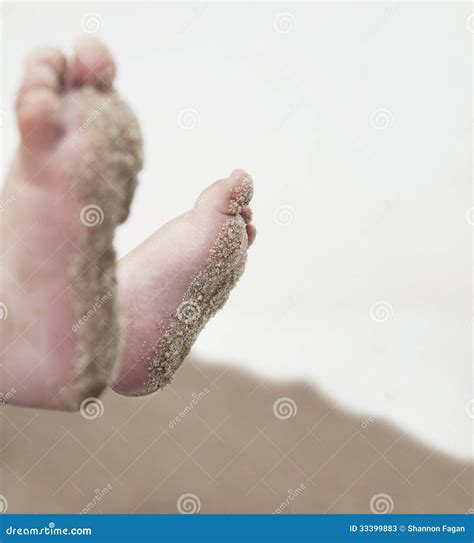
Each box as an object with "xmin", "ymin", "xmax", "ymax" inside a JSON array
[
  {"xmin": 229, "ymin": 169, "xmax": 254, "ymax": 214},
  {"xmin": 240, "ymin": 206, "xmax": 253, "ymax": 224},
  {"xmin": 241, "ymin": 205, "xmax": 256, "ymax": 246},
  {"xmin": 16, "ymin": 46, "xmax": 65, "ymax": 146},
  {"xmin": 196, "ymin": 169, "xmax": 254, "ymax": 216},
  {"xmin": 246, "ymin": 223, "xmax": 257, "ymax": 246},
  {"xmin": 21, "ymin": 46, "xmax": 66, "ymax": 93},
  {"xmin": 17, "ymin": 89, "xmax": 60, "ymax": 142},
  {"xmin": 68, "ymin": 37, "xmax": 116, "ymax": 89}
]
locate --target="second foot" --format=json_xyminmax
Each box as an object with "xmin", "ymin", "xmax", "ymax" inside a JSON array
[{"xmin": 113, "ymin": 169, "xmax": 256, "ymax": 396}]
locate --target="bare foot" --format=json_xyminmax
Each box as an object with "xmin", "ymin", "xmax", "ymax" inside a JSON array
[
  {"xmin": 0, "ymin": 38, "xmax": 143, "ymax": 410},
  {"xmin": 113, "ymin": 169, "xmax": 256, "ymax": 396}
]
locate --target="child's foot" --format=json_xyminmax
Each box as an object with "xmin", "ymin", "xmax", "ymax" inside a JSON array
[
  {"xmin": 113, "ymin": 169, "xmax": 256, "ymax": 396},
  {"xmin": 0, "ymin": 38, "xmax": 143, "ymax": 410}
]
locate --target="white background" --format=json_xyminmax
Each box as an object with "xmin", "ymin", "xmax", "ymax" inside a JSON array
[{"xmin": 1, "ymin": 1, "xmax": 472, "ymax": 459}]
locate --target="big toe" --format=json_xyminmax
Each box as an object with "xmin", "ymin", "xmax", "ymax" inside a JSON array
[
  {"xmin": 196, "ymin": 169, "xmax": 254, "ymax": 216},
  {"xmin": 195, "ymin": 169, "xmax": 256, "ymax": 246},
  {"xmin": 68, "ymin": 36, "xmax": 116, "ymax": 89},
  {"xmin": 16, "ymin": 46, "xmax": 66, "ymax": 147}
]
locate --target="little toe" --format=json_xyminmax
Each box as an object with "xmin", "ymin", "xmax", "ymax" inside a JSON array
[
  {"xmin": 196, "ymin": 169, "xmax": 254, "ymax": 216},
  {"xmin": 68, "ymin": 37, "xmax": 116, "ymax": 89},
  {"xmin": 16, "ymin": 46, "xmax": 66, "ymax": 146},
  {"xmin": 240, "ymin": 206, "xmax": 253, "ymax": 224},
  {"xmin": 246, "ymin": 223, "xmax": 257, "ymax": 246}
]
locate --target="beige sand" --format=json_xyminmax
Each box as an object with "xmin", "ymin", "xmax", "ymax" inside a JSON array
[{"xmin": 0, "ymin": 357, "xmax": 471, "ymax": 514}]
